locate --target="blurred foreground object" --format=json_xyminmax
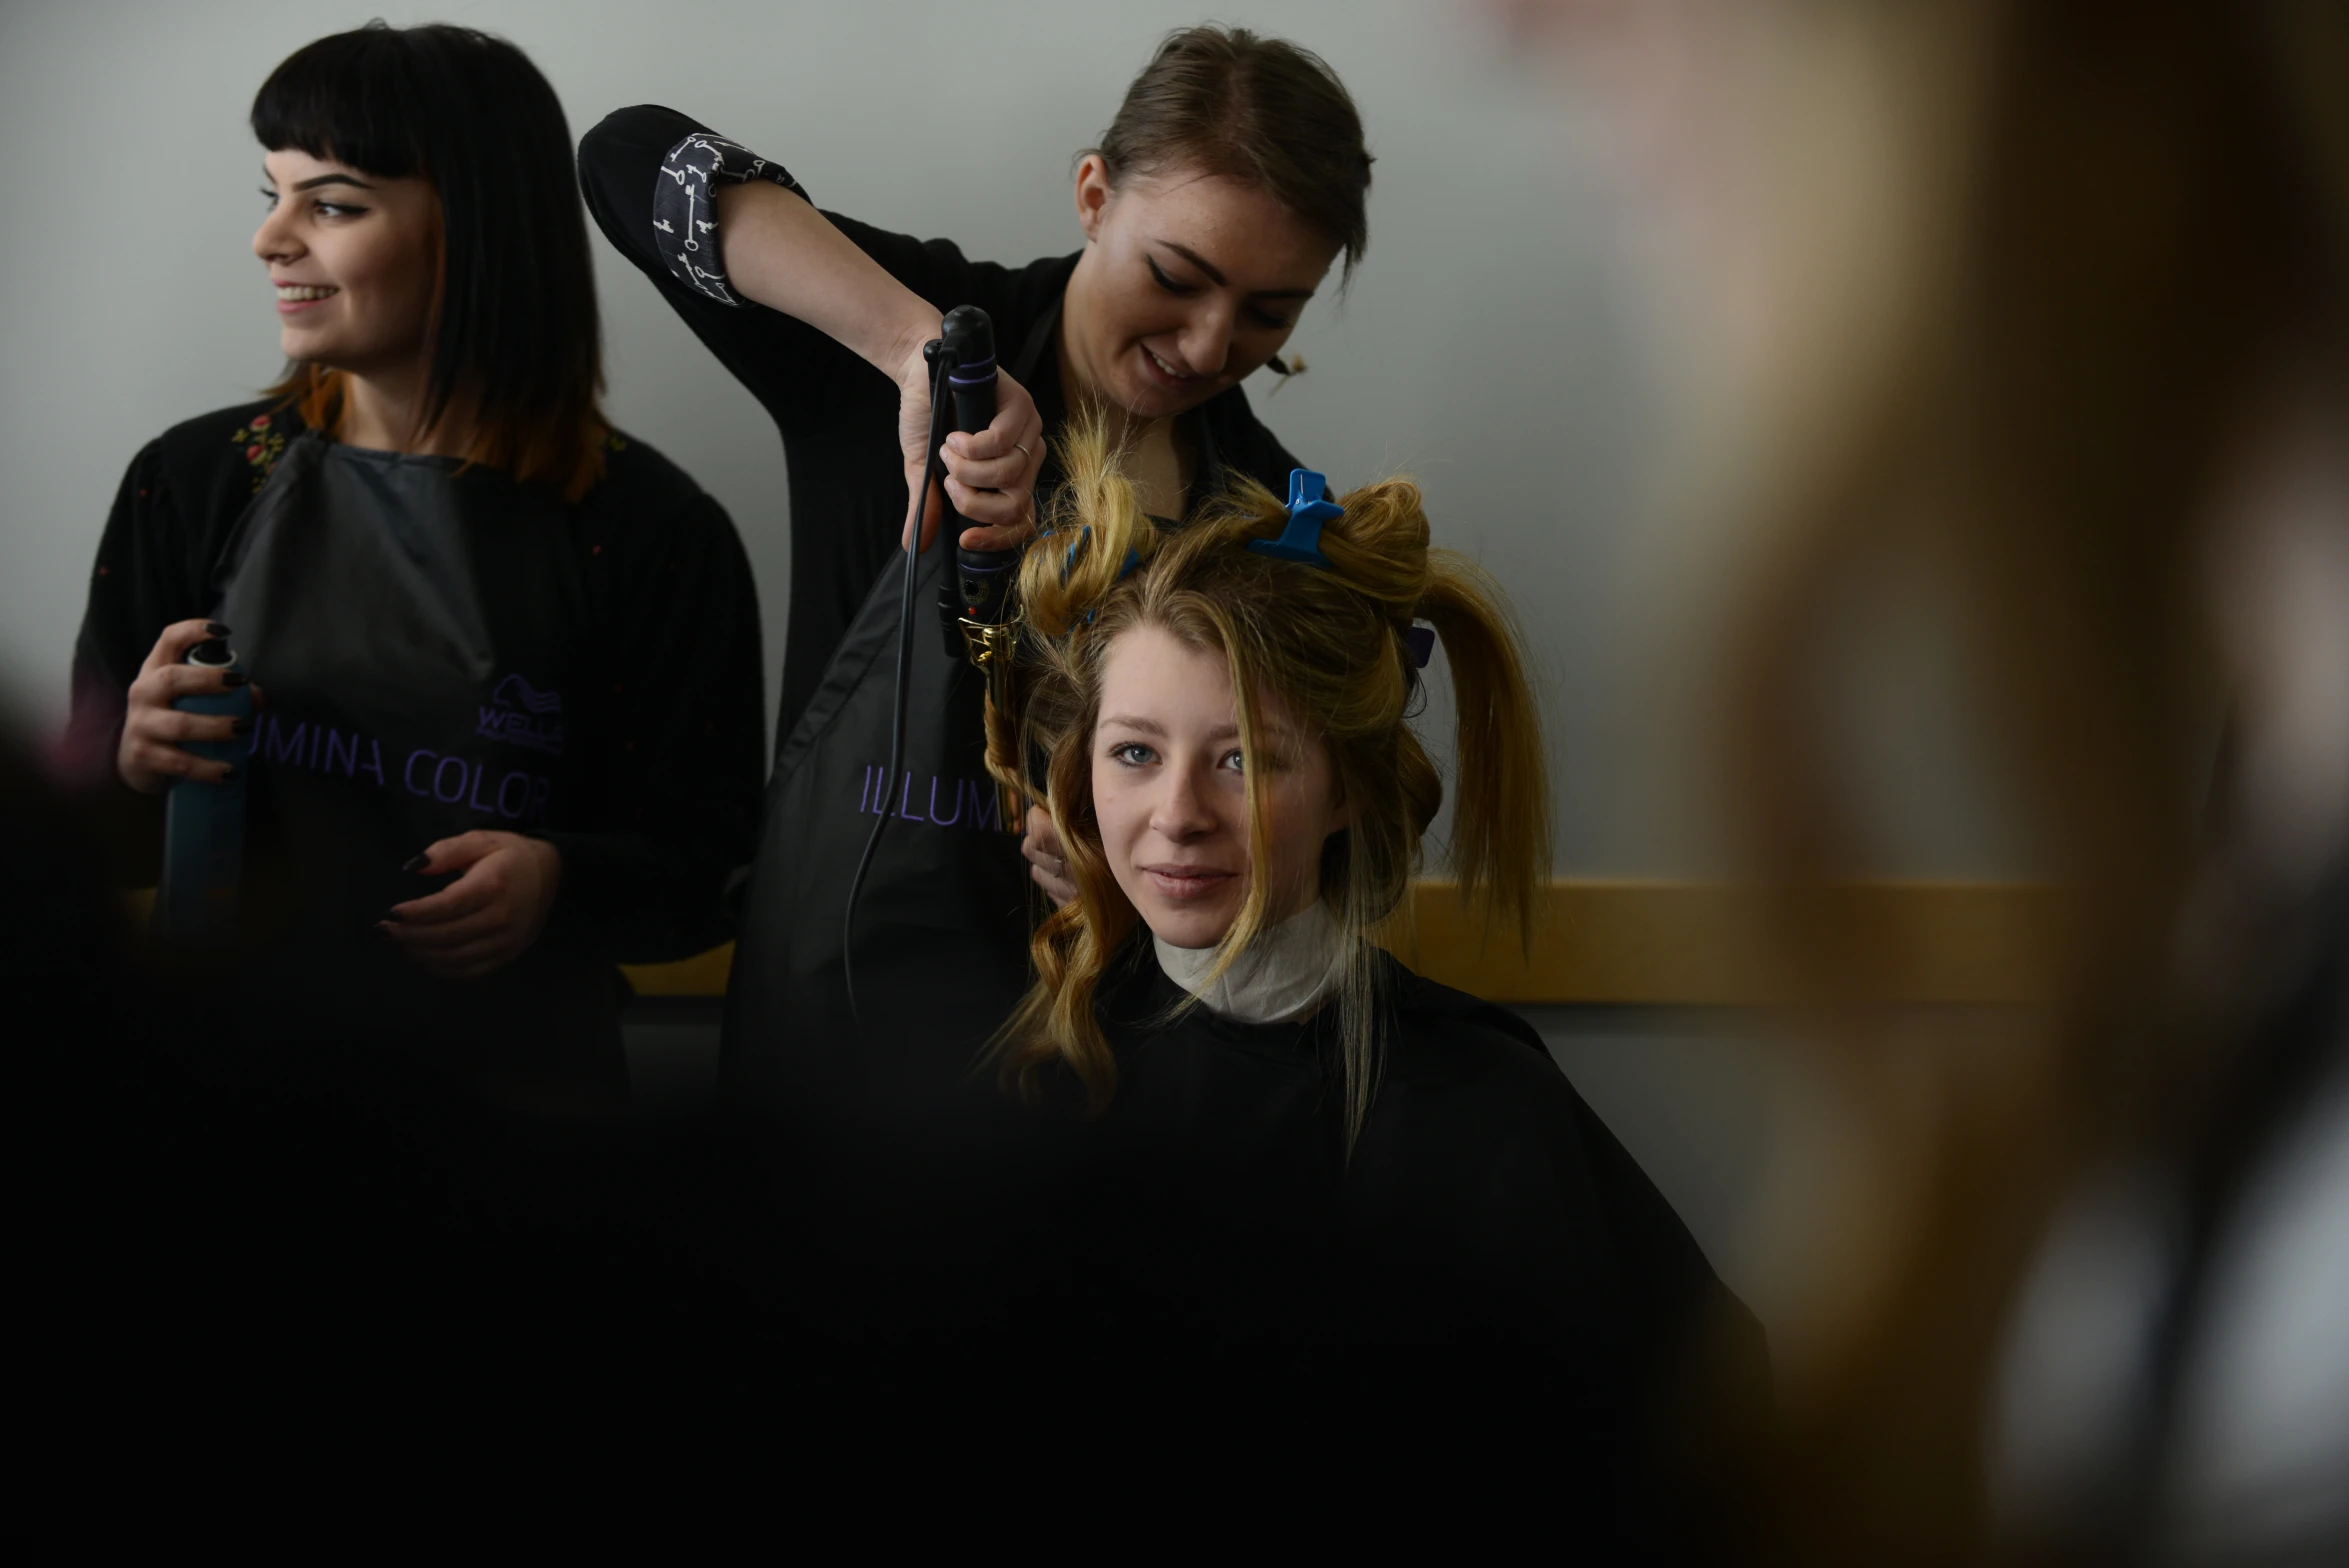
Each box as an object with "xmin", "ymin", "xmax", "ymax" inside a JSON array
[{"xmin": 1517, "ymin": 0, "xmax": 2349, "ymax": 1562}]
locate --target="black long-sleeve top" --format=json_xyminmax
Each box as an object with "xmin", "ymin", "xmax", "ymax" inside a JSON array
[
  {"xmin": 67, "ymin": 400, "xmax": 766, "ymax": 965},
  {"xmin": 577, "ymin": 104, "xmax": 1305, "ymax": 744}
]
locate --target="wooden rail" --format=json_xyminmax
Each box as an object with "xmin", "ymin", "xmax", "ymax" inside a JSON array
[{"xmin": 621, "ymin": 880, "xmax": 2061, "ymax": 1005}]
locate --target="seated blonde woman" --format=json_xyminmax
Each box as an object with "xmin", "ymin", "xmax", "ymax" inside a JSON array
[{"xmin": 987, "ymin": 429, "xmax": 1765, "ymax": 1510}]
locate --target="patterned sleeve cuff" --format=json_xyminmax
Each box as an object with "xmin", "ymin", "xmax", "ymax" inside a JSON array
[{"xmin": 654, "ymin": 131, "xmax": 809, "ymax": 306}]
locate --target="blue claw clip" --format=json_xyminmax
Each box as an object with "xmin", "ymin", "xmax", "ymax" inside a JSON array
[
  {"xmin": 1061, "ymin": 525, "xmax": 1143, "ymax": 583},
  {"xmin": 1248, "ymin": 469, "xmax": 1341, "ymax": 568},
  {"xmin": 1065, "ymin": 525, "xmax": 1144, "ymax": 622}
]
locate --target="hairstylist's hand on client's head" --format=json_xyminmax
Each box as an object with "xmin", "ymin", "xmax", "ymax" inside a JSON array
[
  {"xmin": 1022, "ymin": 803, "xmax": 1079, "ymax": 905},
  {"xmin": 379, "ymin": 830, "xmax": 562, "ymax": 979},
  {"xmin": 117, "ymin": 619, "xmax": 259, "ymax": 794},
  {"xmin": 896, "ymin": 342, "xmax": 1045, "ymax": 554}
]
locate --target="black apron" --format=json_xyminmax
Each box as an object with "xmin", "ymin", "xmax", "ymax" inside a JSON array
[
  {"xmin": 719, "ymin": 309, "xmax": 1231, "ymax": 1318},
  {"xmin": 209, "ymin": 434, "xmax": 626, "ymax": 1111},
  {"xmin": 721, "ymin": 490, "xmax": 1030, "ymax": 1155},
  {"xmin": 720, "ymin": 309, "xmax": 1234, "ymax": 1109}
]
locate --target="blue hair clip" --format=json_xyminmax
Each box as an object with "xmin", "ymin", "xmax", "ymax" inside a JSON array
[
  {"xmin": 1404, "ymin": 625, "xmax": 1435, "ymax": 668},
  {"xmin": 1248, "ymin": 470, "xmax": 1341, "ymax": 568},
  {"xmin": 1061, "ymin": 524, "xmax": 1143, "ymax": 584},
  {"xmin": 1067, "ymin": 528, "xmax": 1144, "ymax": 623}
]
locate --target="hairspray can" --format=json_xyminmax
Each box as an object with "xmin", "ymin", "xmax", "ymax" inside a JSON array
[{"xmin": 154, "ymin": 638, "xmax": 252, "ymax": 943}]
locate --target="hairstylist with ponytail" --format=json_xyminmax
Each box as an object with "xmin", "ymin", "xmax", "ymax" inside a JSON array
[
  {"xmin": 68, "ymin": 25, "xmax": 765, "ymax": 1121},
  {"xmin": 578, "ymin": 29, "xmax": 1369, "ymax": 1220}
]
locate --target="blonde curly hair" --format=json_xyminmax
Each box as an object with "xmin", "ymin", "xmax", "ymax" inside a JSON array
[{"xmin": 986, "ymin": 420, "xmax": 1550, "ymax": 1145}]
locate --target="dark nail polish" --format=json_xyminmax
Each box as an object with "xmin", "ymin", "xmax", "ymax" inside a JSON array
[
  {"xmin": 231, "ymin": 718, "xmax": 252, "ymax": 736},
  {"xmin": 381, "ymin": 910, "xmax": 402, "ymax": 924},
  {"xmin": 206, "ymin": 621, "xmax": 231, "ymax": 637},
  {"xmin": 222, "ymin": 671, "xmax": 249, "ymax": 688},
  {"xmin": 402, "ymin": 854, "xmax": 430, "ymax": 873}
]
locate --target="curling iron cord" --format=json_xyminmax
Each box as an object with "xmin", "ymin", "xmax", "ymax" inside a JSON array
[{"xmin": 841, "ymin": 341, "xmax": 956, "ymax": 1031}]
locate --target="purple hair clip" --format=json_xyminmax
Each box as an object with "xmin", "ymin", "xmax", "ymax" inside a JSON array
[{"xmin": 1248, "ymin": 469, "xmax": 1341, "ymax": 568}]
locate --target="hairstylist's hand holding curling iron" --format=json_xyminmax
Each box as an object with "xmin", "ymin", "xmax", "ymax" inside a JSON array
[
  {"xmin": 379, "ymin": 830, "xmax": 561, "ymax": 980},
  {"xmin": 118, "ymin": 619, "xmax": 259, "ymax": 793},
  {"xmin": 896, "ymin": 338, "xmax": 1043, "ymax": 552},
  {"xmin": 712, "ymin": 180, "xmax": 1045, "ymax": 553}
]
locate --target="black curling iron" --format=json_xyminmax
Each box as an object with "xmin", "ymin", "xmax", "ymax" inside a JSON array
[
  {"xmin": 937, "ymin": 307, "xmax": 1020, "ymax": 651},
  {"xmin": 842, "ymin": 304, "xmax": 1022, "ymax": 1026},
  {"xmin": 938, "ymin": 310, "xmax": 1027, "ymax": 832}
]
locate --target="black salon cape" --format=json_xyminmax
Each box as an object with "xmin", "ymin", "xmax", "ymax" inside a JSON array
[
  {"xmin": 1093, "ymin": 950, "xmax": 1764, "ymax": 1539},
  {"xmin": 1069, "ymin": 951, "xmax": 1746, "ymax": 1356},
  {"xmin": 816, "ymin": 942, "xmax": 1767, "ymax": 1539},
  {"xmin": 67, "ymin": 401, "xmax": 764, "ymax": 1082}
]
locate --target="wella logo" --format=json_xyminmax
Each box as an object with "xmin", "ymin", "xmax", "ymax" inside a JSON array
[{"xmin": 475, "ymin": 673, "xmax": 565, "ymax": 756}]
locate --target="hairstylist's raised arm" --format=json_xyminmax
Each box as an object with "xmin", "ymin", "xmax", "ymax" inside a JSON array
[
  {"xmin": 581, "ymin": 106, "xmax": 1044, "ymax": 550},
  {"xmin": 711, "ymin": 178, "xmax": 932, "ymax": 383},
  {"xmin": 712, "ymin": 178, "xmax": 1042, "ymax": 552}
]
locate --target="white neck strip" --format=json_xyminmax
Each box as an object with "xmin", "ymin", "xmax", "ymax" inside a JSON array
[{"xmin": 1153, "ymin": 900, "xmax": 1348, "ymax": 1025}]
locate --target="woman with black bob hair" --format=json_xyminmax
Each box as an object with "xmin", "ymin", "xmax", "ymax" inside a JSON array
[{"xmin": 68, "ymin": 23, "xmax": 765, "ymax": 1120}]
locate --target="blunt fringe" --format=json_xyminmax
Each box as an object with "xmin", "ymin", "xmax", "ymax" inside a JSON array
[
  {"xmin": 1091, "ymin": 25, "xmax": 1374, "ymax": 285},
  {"xmin": 253, "ymin": 22, "xmax": 606, "ymax": 499},
  {"xmin": 985, "ymin": 420, "xmax": 1549, "ymax": 1147}
]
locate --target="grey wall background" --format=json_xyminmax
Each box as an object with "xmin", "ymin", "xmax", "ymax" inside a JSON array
[{"xmin": 0, "ymin": 0, "xmax": 1721, "ymax": 872}]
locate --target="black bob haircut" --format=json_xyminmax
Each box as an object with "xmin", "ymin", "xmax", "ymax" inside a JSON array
[{"xmin": 252, "ymin": 22, "xmax": 604, "ymax": 494}]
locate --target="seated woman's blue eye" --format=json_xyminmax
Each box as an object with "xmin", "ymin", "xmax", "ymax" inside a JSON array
[
  {"xmin": 1221, "ymin": 748, "xmax": 1246, "ymax": 774},
  {"xmin": 1110, "ymin": 742, "xmax": 1157, "ymax": 767}
]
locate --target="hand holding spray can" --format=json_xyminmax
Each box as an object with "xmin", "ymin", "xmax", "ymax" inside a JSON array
[{"xmin": 154, "ymin": 637, "xmax": 252, "ymax": 942}]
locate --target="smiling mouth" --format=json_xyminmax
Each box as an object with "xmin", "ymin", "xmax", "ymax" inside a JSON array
[
  {"xmin": 1143, "ymin": 345, "xmax": 1199, "ymax": 382},
  {"xmin": 275, "ymin": 283, "xmax": 338, "ymax": 303}
]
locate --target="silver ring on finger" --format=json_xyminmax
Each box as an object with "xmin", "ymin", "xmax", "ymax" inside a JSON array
[{"xmin": 1013, "ymin": 440, "xmax": 1033, "ymax": 465}]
